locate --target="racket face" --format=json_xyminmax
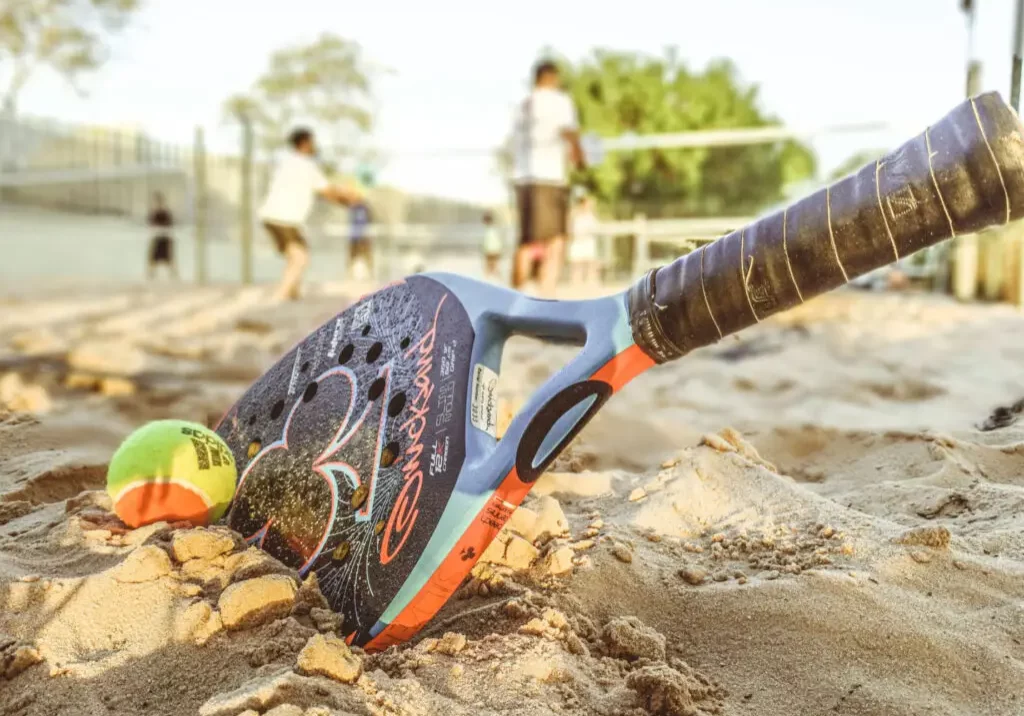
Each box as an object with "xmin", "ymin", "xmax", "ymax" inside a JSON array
[{"xmin": 215, "ymin": 274, "xmax": 652, "ymax": 649}]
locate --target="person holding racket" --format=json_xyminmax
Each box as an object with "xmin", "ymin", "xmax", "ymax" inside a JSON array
[
  {"xmin": 259, "ymin": 128, "xmax": 361, "ymax": 302},
  {"xmin": 510, "ymin": 60, "xmax": 586, "ymax": 295}
]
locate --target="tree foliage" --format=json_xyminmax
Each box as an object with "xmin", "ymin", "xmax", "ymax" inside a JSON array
[
  {"xmin": 226, "ymin": 33, "xmax": 376, "ymax": 167},
  {"xmin": 505, "ymin": 49, "xmax": 817, "ymax": 218},
  {"xmin": 0, "ymin": 0, "xmax": 139, "ymax": 112}
]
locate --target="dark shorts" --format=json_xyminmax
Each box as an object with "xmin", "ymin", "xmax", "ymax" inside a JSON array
[
  {"xmin": 350, "ymin": 238, "xmax": 372, "ymax": 262},
  {"xmin": 149, "ymin": 236, "xmax": 173, "ymax": 263},
  {"xmin": 263, "ymin": 222, "xmax": 307, "ymax": 254},
  {"xmin": 516, "ymin": 184, "xmax": 569, "ymax": 246}
]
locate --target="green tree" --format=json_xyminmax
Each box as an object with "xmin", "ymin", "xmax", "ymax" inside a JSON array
[
  {"xmin": 828, "ymin": 149, "xmax": 887, "ymax": 181},
  {"xmin": 226, "ymin": 33, "xmax": 376, "ymax": 169},
  {"xmin": 0, "ymin": 0, "xmax": 140, "ymax": 113},
  {"xmin": 506, "ymin": 49, "xmax": 816, "ymax": 219}
]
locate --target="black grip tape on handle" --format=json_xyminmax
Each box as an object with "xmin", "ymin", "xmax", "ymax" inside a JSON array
[{"xmin": 628, "ymin": 91, "xmax": 1024, "ymax": 364}]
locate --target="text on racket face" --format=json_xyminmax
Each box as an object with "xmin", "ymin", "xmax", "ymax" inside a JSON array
[{"xmin": 380, "ymin": 297, "xmax": 447, "ymax": 565}]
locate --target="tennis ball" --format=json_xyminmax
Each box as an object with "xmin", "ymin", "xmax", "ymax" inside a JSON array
[{"xmin": 107, "ymin": 420, "xmax": 237, "ymax": 529}]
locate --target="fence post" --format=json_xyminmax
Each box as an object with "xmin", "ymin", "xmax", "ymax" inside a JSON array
[
  {"xmin": 1014, "ymin": 224, "xmax": 1024, "ymax": 308},
  {"xmin": 382, "ymin": 217, "xmax": 396, "ymax": 283},
  {"xmin": 92, "ymin": 127, "xmax": 102, "ymax": 213},
  {"xmin": 194, "ymin": 126, "xmax": 208, "ymax": 285},
  {"xmin": 239, "ymin": 119, "xmax": 254, "ymax": 285},
  {"xmin": 631, "ymin": 213, "xmax": 649, "ymax": 278},
  {"xmin": 0, "ymin": 104, "xmax": 13, "ymax": 205},
  {"xmin": 952, "ymin": 234, "xmax": 978, "ymax": 302}
]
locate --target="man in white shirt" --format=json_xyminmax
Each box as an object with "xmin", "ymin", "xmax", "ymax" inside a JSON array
[
  {"xmin": 510, "ymin": 60, "xmax": 586, "ymax": 295},
  {"xmin": 259, "ymin": 128, "xmax": 359, "ymax": 301}
]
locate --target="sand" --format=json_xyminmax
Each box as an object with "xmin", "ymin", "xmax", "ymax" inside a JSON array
[{"xmin": 3, "ymin": 280, "xmax": 1024, "ymax": 715}]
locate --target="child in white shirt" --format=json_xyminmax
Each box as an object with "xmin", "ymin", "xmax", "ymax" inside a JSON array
[{"xmin": 568, "ymin": 193, "xmax": 600, "ymax": 287}]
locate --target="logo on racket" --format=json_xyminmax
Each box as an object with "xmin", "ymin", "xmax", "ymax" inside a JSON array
[{"xmin": 380, "ymin": 296, "xmax": 446, "ymax": 565}]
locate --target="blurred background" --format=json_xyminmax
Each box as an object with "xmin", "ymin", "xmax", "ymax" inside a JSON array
[
  {"xmin": 1, "ymin": 0, "xmax": 1023, "ymax": 296},
  {"xmin": 10, "ymin": 8, "xmax": 1024, "ymax": 715}
]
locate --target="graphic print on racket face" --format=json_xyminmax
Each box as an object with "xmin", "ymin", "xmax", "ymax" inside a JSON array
[
  {"xmin": 219, "ymin": 278, "xmax": 471, "ymax": 642},
  {"xmin": 229, "ymin": 363, "xmax": 391, "ymax": 574}
]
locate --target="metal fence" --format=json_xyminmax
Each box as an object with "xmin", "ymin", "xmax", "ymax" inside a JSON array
[
  {"xmin": 0, "ymin": 113, "xmax": 497, "ymax": 248},
  {"xmin": 0, "ymin": 111, "xmax": 967, "ymax": 292}
]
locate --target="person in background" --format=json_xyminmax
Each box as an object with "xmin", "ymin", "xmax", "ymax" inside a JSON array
[
  {"xmin": 481, "ymin": 210, "xmax": 503, "ymax": 279},
  {"xmin": 568, "ymin": 190, "xmax": 600, "ymax": 287},
  {"xmin": 510, "ymin": 59, "xmax": 586, "ymax": 295},
  {"xmin": 259, "ymin": 127, "xmax": 360, "ymax": 301},
  {"xmin": 348, "ymin": 199, "xmax": 373, "ymax": 280},
  {"xmin": 147, "ymin": 192, "xmax": 177, "ymax": 280}
]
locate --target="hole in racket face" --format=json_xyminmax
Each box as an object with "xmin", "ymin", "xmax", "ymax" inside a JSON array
[
  {"xmin": 366, "ymin": 342, "xmax": 383, "ymax": 363},
  {"xmin": 368, "ymin": 377, "xmax": 385, "ymax": 401},
  {"xmin": 215, "ymin": 276, "xmax": 475, "ymax": 647},
  {"xmin": 338, "ymin": 344, "xmax": 355, "ymax": 364},
  {"xmin": 387, "ymin": 393, "xmax": 406, "ymax": 417},
  {"xmin": 303, "ymin": 382, "xmax": 318, "ymax": 403}
]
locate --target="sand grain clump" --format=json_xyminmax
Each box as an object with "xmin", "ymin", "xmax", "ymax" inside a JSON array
[
  {"xmin": 219, "ymin": 575, "xmax": 299, "ymax": 630},
  {"xmin": 295, "ymin": 633, "xmax": 362, "ymax": 683}
]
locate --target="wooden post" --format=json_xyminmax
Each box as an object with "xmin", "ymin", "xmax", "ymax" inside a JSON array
[
  {"xmin": 980, "ymin": 230, "xmax": 1005, "ymax": 301},
  {"xmin": 966, "ymin": 29, "xmax": 986, "ymax": 299},
  {"xmin": 946, "ymin": 0, "xmax": 983, "ymax": 298},
  {"xmin": 631, "ymin": 213, "xmax": 649, "ymax": 278},
  {"xmin": 194, "ymin": 127, "xmax": 208, "ymax": 285},
  {"xmin": 0, "ymin": 100, "xmax": 12, "ymax": 204},
  {"xmin": 92, "ymin": 127, "xmax": 103, "ymax": 213},
  {"xmin": 239, "ymin": 118, "xmax": 254, "ymax": 285},
  {"xmin": 952, "ymin": 235, "xmax": 979, "ymax": 302},
  {"xmin": 1012, "ymin": 0, "xmax": 1024, "ymax": 308},
  {"xmin": 382, "ymin": 213, "xmax": 396, "ymax": 283},
  {"xmin": 1014, "ymin": 223, "xmax": 1024, "ymax": 308},
  {"xmin": 374, "ymin": 221, "xmax": 388, "ymax": 283}
]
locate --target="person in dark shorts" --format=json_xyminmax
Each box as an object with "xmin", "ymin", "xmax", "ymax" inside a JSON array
[
  {"xmin": 510, "ymin": 60, "xmax": 585, "ymax": 295},
  {"xmin": 258, "ymin": 127, "xmax": 360, "ymax": 301},
  {"xmin": 147, "ymin": 192, "xmax": 177, "ymax": 280}
]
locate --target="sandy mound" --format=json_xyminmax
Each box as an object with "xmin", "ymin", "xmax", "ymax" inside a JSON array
[
  {"xmin": 0, "ymin": 486, "xmax": 729, "ymax": 716},
  {"xmin": 4, "ymin": 284, "xmax": 1024, "ymax": 715}
]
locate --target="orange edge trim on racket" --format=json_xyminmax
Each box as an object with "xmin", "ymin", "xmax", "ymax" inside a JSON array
[{"xmin": 364, "ymin": 343, "xmax": 654, "ymax": 651}]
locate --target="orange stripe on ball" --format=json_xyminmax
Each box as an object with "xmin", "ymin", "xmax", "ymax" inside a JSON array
[{"xmin": 113, "ymin": 480, "xmax": 212, "ymax": 528}]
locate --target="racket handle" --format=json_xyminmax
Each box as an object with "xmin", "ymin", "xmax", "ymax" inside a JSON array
[{"xmin": 628, "ymin": 92, "xmax": 1024, "ymax": 364}]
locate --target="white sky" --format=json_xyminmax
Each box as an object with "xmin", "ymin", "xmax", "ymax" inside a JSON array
[{"xmin": 13, "ymin": 0, "xmax": 1021, "ymax": 204}]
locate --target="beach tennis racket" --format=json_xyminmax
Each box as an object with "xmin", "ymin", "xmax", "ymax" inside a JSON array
[{"xmin": 215, "ymin": 91, "xmax": 1024, "ymax": 651}]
